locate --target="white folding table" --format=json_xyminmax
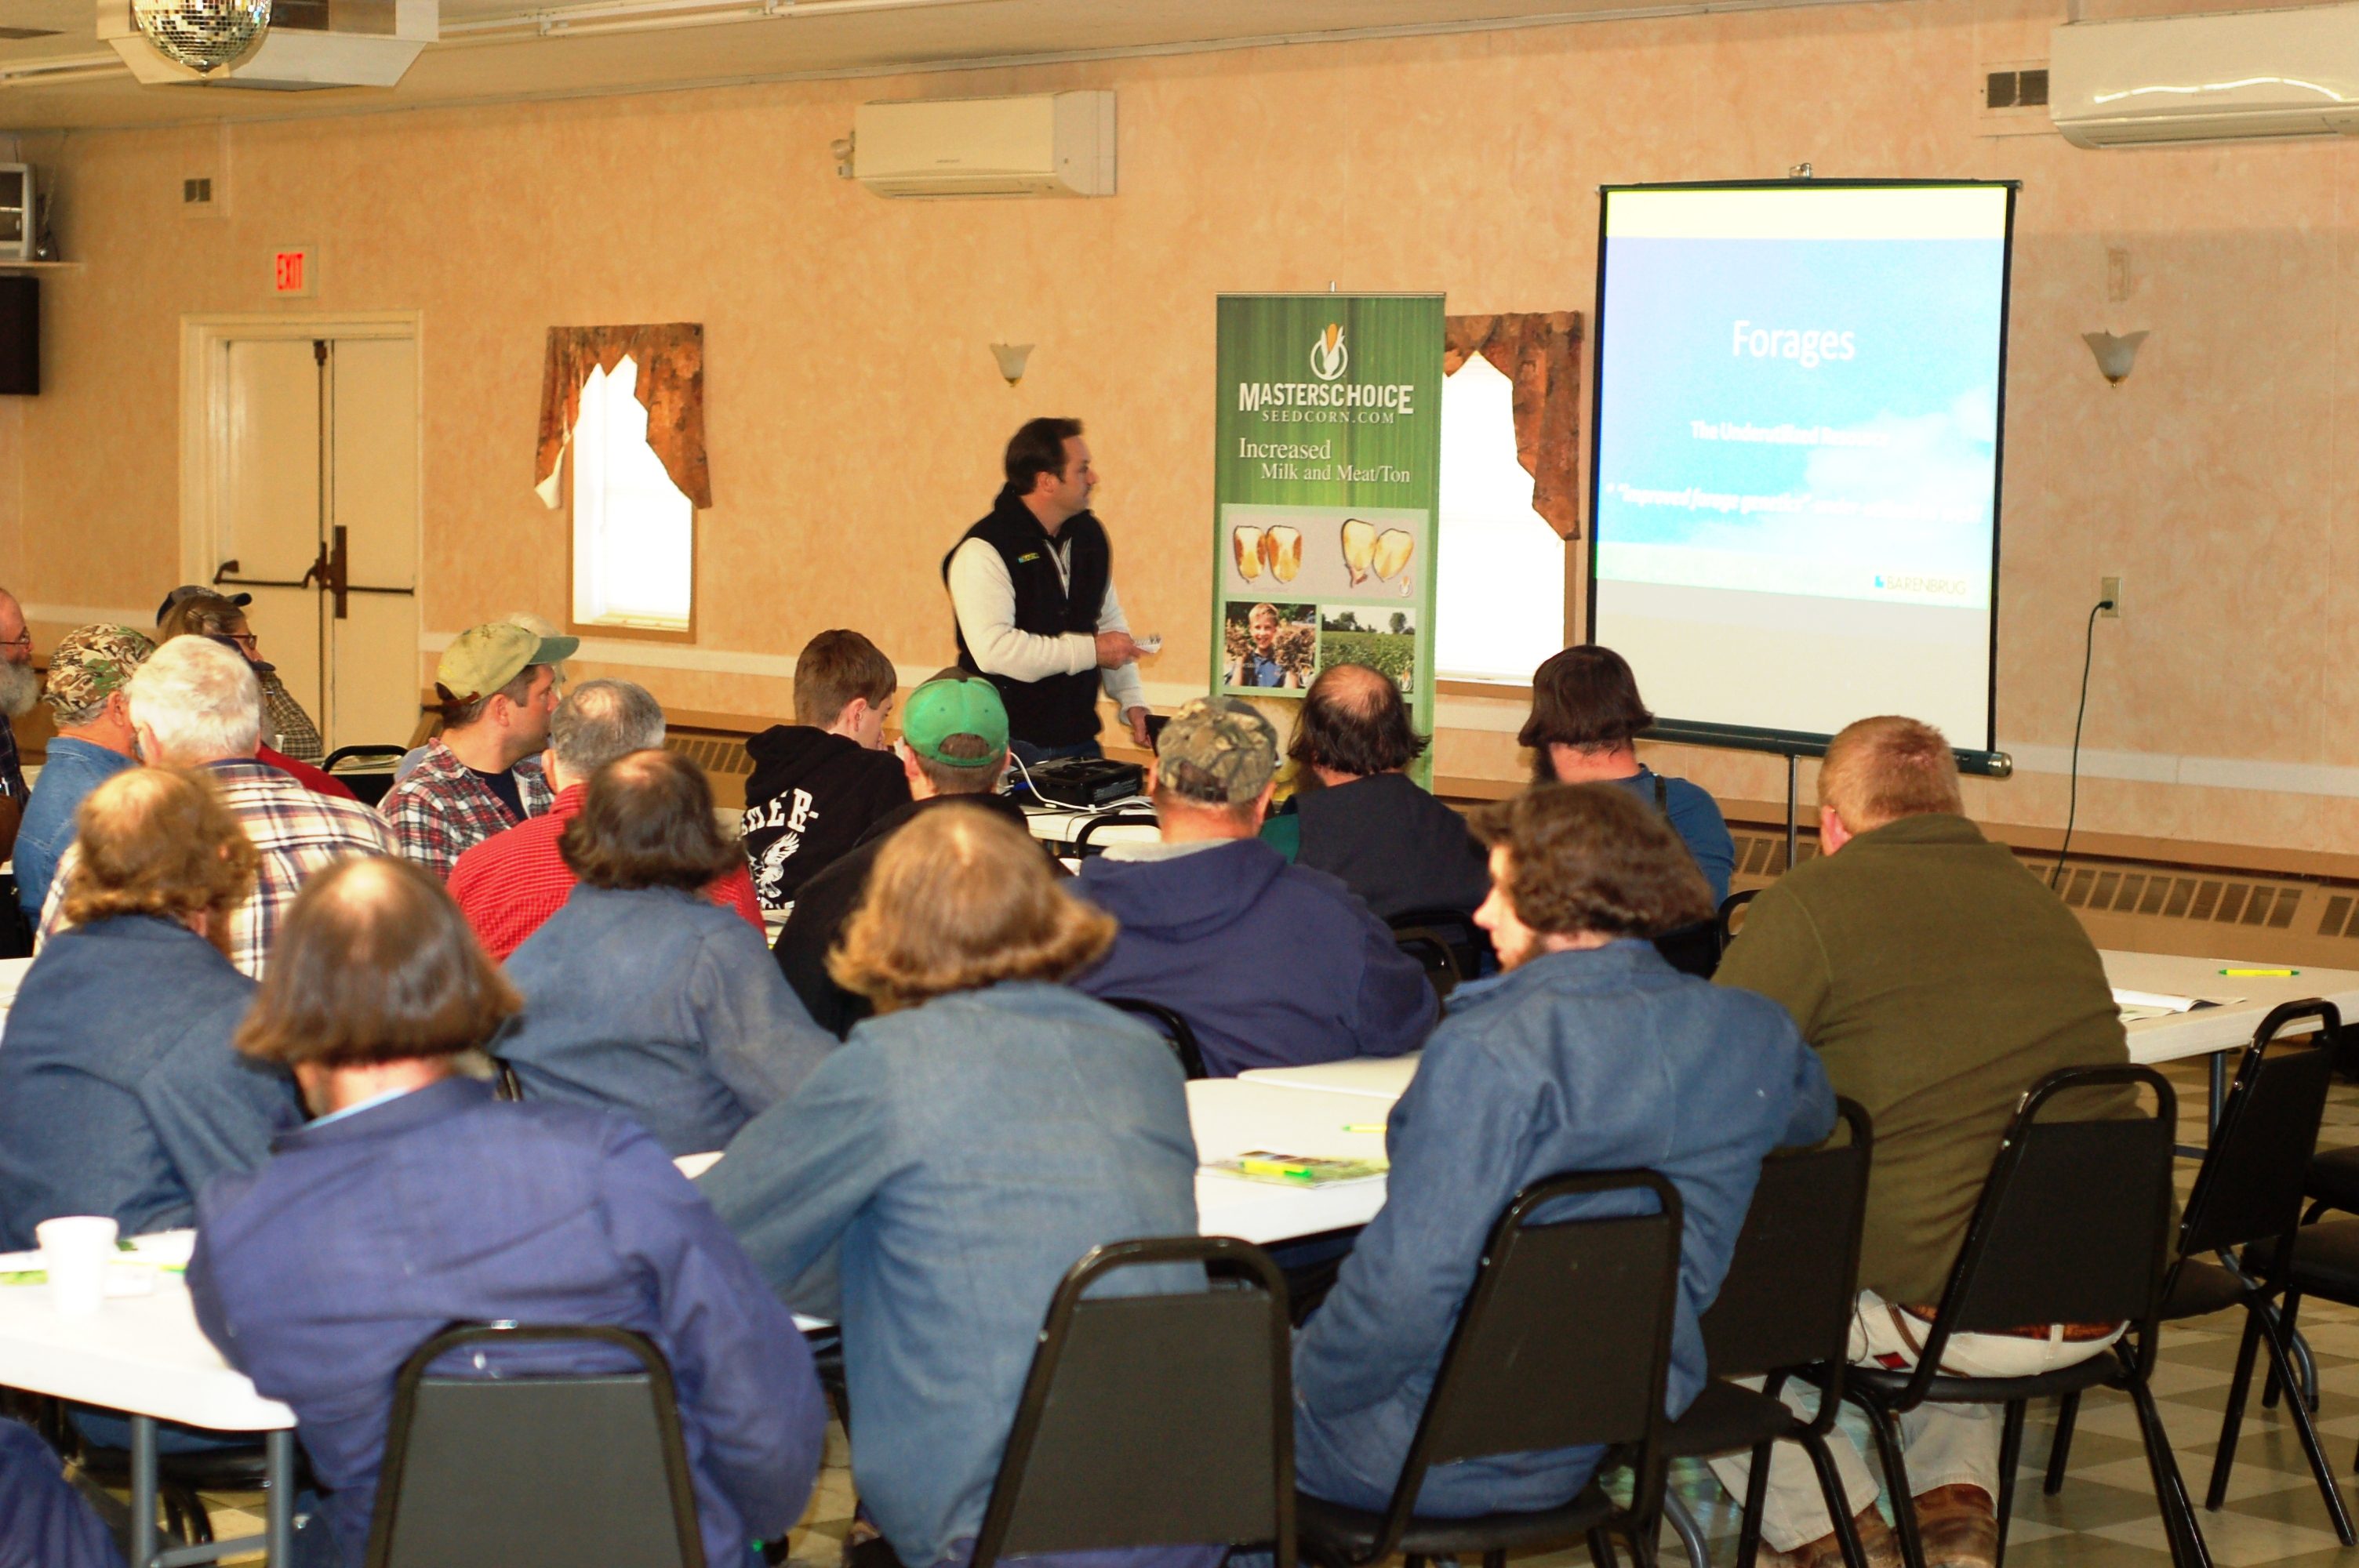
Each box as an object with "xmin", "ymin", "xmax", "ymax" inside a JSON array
[
  {"xmin": 0, "ymin": 1264, "xmax": 294, "ymax": 1568},
  {"xmin": 1241, "ymin": 948, "xmax": 2359, "ymax": 1122},
  {"xmin": 1019, "ymin": 796, "xmax": 1161, "ymax": 866},
  {"xmin": 1186, "ymin": 1079, "xmax": 1394, "ymax": 1244}
]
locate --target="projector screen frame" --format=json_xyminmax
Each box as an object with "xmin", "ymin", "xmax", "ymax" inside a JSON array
[{"xmin": 1583, "ymin": 176, "xmax": 2020, "ymax": 776}]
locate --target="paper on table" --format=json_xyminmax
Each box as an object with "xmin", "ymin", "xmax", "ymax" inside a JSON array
[
  {"xmin": 2112, "ymin": 989, "xmax": 2241, "ymax": 1022},
  {"xmin": 674, "ymin": 1151, "xmax": 722, "ymax": 1179}
]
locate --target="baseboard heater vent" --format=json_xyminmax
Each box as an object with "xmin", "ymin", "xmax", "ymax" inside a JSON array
[{"xmin": 1728, "ymin": 829, "xmax": 2357, "ymax": 967}]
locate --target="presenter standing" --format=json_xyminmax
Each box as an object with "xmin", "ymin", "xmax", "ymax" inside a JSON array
[{"xmin": 943, "ymin": 418, "xmax": 1151, "ymax": 761}]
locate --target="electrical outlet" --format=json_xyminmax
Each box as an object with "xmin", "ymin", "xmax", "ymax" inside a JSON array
[{"xmin": 2100, "ymin": 575, "xmax": 2122, "ymax": 618}]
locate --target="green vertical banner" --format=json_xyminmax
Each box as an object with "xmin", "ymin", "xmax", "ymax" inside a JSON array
[{"xmin": 1212, "ymin": 294, "xmax": 1445, "ymax": 780}]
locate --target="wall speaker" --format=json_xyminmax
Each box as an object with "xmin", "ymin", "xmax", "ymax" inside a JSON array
[{"xmin": 0, "ymin": 278, "xmax": 36, "ymax": 396}]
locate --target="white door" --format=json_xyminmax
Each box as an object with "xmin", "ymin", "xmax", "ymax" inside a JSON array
[{"xmin": 208, "ymin": 332, "xmax": 420, "ymax": 754}]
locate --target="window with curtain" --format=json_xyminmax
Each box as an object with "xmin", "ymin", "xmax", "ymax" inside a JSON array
[
  {"xmin": 570, "ymin": 355, "xmax": 694, "ymax": 633},
  {"xmin": 1437, "ymin": 353, "xmax": 1567, "ymax": 685}
]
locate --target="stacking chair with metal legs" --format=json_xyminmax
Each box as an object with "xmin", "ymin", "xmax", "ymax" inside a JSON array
[
  {"xmin": 1101, "ymin": 997, "xmax": 1211, "ymax": 1080},
  {"xmin": 969, "ymin": 1236, "xmax": 1295, "ymax": 1568},
  {"xmin": 2046, "ymin": 1001, "xmax": 2350, "ymax": 1544},
  {"xmin": 1385, "ymin": 908, "xmax": 1488, "ymax": 1000},
  {"xmin": 1657, "ymin": 1099, "xmax": 1874, "ymax": 1568},
  {"xmin": 365, "ymin": 1322, "xmax": 709, "ymax": 1567},
  {"xmin": 1839, "ymin": 1065, "xmax": 2208, "ymax": 1568},
  {"xmin": 1295, "ymin": 1169, "xmax": 1686, "ymax": 1568}
]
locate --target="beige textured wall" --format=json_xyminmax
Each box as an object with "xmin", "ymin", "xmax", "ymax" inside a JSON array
[{"xmin": 5, "ymin": 0, "xmax": 2354, "ymax": 853}]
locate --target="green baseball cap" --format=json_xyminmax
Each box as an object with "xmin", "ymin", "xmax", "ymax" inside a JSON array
[
  {"xmin": 901, "ymin": 677, "xmax": 1009, "ymax": 766},
  {"xmin": 44, "ymin": 624, "xmax": 154, "ymax": 715},
  {"xmin": 435, "ymin": 622, "xmax": 579, "ymax": 703},
  {"xmin": 1155, "ymin": 696, "xmax": 1278, "ymax": 805}
]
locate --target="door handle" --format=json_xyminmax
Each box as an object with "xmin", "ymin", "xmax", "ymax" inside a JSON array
[
  {"xmin": 318, "ymin": 527, "xmax": 414, "ymax": 619},
  {"xmin": 211, "ymin": 554, "xmax": 328, "ymax": 593}
]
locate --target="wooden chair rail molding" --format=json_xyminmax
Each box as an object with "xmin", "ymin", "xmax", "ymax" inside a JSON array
[{"xmin": 391, "ymin": 695, "xmax": 2359, "ymax": 964}]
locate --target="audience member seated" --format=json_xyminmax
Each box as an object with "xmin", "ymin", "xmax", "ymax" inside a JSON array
[
  {"xmin": 450, "ymin": 679, "xmax": 761, "ymax": 960},
  {"xmin": 1521, "ymin": 645, "xmax": 1735, "ymax": 904},
  {"xmin": 0, "ymin": 768, "xmax": 296, "ymax": 1249},
  {"xmin": 0, "ymin": 1419, "xmax": 122, "ymax": 1568},
  {"xmin": 0, "ymin": 587, "xmax": 42, "ymax": 862},
  {"xmin": 40, "ymin": 637, "xmax": 392, "ymax": 978},
  {"xmin": 380, "ymin": 621, "xmax": 575, "ymax": 877},
  {"xmin": 1294, "ymin": 783, "xmax": 1834, "ymax": 1520},
  {"xmin": 160, "ymin": 593, "xmax": 344, "ymax": 791},
  {"xmin": 188, "ymin": 855, "xmax": 825, "ymax": 1568},
  {"xmin": 1711, "ymin": 715, "xmax": 2133, "ymax": 1568},
  {"xmin": 742, "ymin": 629, "xmax": 911, "ymax": 911},
  {"xmin": 1259, "ymin": 662, "xmax": 1488, "ymax": 919},
  {"xmin": 15, "ymin": 624, "xmax": 152, "ymax": 920},
  {"xmin": 775, "ymin": 673, "xmax": 1027, "ymax": 1037},
  {"xmin": 500, "ymin": 750, "xmax": 831, "ymax": 1156},
  {"xmin": 703, "ymin": 807, "xmax": 1208, "ymax": 1568},
  {"xmin": 1070, "ymin": 696, "xmax": 1434, "ymax": 1076}
]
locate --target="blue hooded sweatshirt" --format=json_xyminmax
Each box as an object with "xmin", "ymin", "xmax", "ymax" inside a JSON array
[{"xmin": 1071, "ymin": 838, "xmax": 1437, "ymax": 1077}]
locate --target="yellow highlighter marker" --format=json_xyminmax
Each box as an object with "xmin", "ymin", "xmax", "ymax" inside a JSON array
[
  {"xmin": 1238, "ymin": 1158, "xmax": 1317, "ymax": 1180},
  {"xmin": 2221, "ymin": 967, "xmax": 2298, "ymax": 978},
  {"xmin": 1342, "ymin": 1124, "xmax": 1386, "ymax": 1134}
]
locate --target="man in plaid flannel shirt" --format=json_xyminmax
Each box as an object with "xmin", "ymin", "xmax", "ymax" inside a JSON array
[
  {"xmin": 378, "ymin": 622, "xmax": 575, "ymax": 880},
  {"xmin": 39, "ymin": 637, "xmax": 391, "ymax": 980}
]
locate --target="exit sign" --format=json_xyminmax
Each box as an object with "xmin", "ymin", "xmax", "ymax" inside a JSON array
[{"xmin": 270, "ymin": 245, "xmax": 317, "ymax": 298}]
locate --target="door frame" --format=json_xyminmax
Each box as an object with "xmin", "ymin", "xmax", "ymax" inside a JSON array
[{"xmin": 177, "ymin": 310, "xmax": 424, "ymax": 593}]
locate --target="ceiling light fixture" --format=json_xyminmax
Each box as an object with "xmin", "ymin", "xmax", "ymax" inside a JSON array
[{"xmin": 129, "ymin": 0, "xmax": 272, "ymax": 74}]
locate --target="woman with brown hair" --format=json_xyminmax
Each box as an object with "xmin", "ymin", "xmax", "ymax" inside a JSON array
[
  {"xmin": 0, "ymin": 766, "xmax": 293, "ymax": 1250},
  {"xmin": 1520, "ymin": 644, "xmax": 1736, "ymax": 903},
  {"xmin": 702, "ymin": 804, "xmax": 1212, "ymax": 1568},
  {"xmin": 186, "ymin": 853, "xmax": 827, "ymax": 1568},
  {"xmin": 497, "ymin": 748, "xmax": 831, "ymax": 1156}
]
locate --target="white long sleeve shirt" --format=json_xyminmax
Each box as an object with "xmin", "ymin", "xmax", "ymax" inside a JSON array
[{"xmin": 946, "ymin": 534, "xmax": 1148, "ymax": 715}]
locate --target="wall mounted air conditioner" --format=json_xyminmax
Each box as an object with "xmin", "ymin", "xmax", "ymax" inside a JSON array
[
  {"xmin": 99, "ymin": 0, "xmax": 437, "ymax": 90},
  {"xmin": 852, "ymin": 92, "xmax": 1115, "ymax": 198},
  {"xmin": 2050, "ymin": 3, "xmax": 2359, "ymax": 147}
]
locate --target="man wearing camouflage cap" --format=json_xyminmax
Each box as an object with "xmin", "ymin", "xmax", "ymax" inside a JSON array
[
  {"xmin": 15, "ymin": 626, "xmax": 153, "ymax": 918},
  {"xmin": 1070, "ymin": 695, "xmax": 1435, "ymax": 1077}
]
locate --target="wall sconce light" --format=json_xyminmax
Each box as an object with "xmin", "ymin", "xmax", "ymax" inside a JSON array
[
  {"xmin": 989, "ymin": 343, "xmax": 1033, "ymax": 386},
  {"xmin": 2082, "ymin": 330, "xmax": 2148, "ymax": 387}
]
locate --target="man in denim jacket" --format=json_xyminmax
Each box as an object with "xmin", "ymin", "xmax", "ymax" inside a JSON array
[{"xmin": 1294, "ymin": 783, "xmax": 1835, "ymax": 1515}]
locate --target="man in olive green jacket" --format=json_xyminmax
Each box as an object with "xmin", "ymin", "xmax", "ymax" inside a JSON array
[{"xmin": 1709, "ymin": 716, "xmax": 2131, "ymax": 1568}]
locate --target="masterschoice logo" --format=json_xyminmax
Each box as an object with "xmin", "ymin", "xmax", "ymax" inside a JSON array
[{"xmin": 1310, "ymin": 323, "xmax": 1349, "ymax": 381}]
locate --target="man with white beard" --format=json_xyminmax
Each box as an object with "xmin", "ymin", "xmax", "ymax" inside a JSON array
[{"xmin": 0, "ymin": 590, "xmax": 40, "ymax": 859}]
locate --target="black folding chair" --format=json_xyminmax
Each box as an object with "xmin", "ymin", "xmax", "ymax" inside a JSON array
[
  {"xmin": 2046, "ymin": 1002, "xmax": 2347, "ymax": 1542},
  {"xmin": 1386, "ymin": 907, "xmax": 1488, "ymax": 1000},
  {"xmin": 1660, "ymin": 1099, "xmax": 1874, "ymax": 1568},
  {"xmin": 1716, "ymin": 891, "xmax": 1757, "ymax": 958},
  {"xmin": 1296, "ymin": 1169, "xmax": 1685, "ymax": 1568},
  {"xmin": 323, "ymin": 744, "xmax": 409, "ymax": 808},
  {"xmin": 364, "ymin": 1323, "xmax": 706, "ymax": 1568},
  {"xmin": 1103, "ymin": 997, "xmax": 1209, "ymax": 1080},
  {"xmin": 1841, "ymin": 1065, "xmax": 2206, "ymax": 1568},
  {"xmin": 488, "ymin": 1057, "xmax": 525, "ymax": 1102},
  {"xmin": 2217, "ymin": 1007, "xmax": 2359, "ymax": 1492},
  {"xmin": 970, "ymin": 1236, "xmax": 1294, "ymax": 1568}
]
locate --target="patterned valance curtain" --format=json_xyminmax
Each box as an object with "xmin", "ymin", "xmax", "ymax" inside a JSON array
[
  {"xmin": 534, "ymin": 323, "xmax": 711, "ymax": 510},
  {"xmin": 1441, "ymin": 311, "xmax": 1584, "ymax": 540}
]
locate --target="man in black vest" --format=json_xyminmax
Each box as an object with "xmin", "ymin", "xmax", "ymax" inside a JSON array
[{"xmin": 943, "ymin": 418, "xmax": 1150, "ymax": 760}]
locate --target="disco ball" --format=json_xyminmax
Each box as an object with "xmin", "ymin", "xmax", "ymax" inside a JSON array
[{"xmin": 131, "ymin": 0, "xmax": 272, "ymax": 75}]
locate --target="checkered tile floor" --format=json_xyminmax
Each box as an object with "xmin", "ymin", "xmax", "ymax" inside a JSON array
[{"xmin": 178, "ymin": 1059, "xmax": 2359, "ymax": 1567}]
